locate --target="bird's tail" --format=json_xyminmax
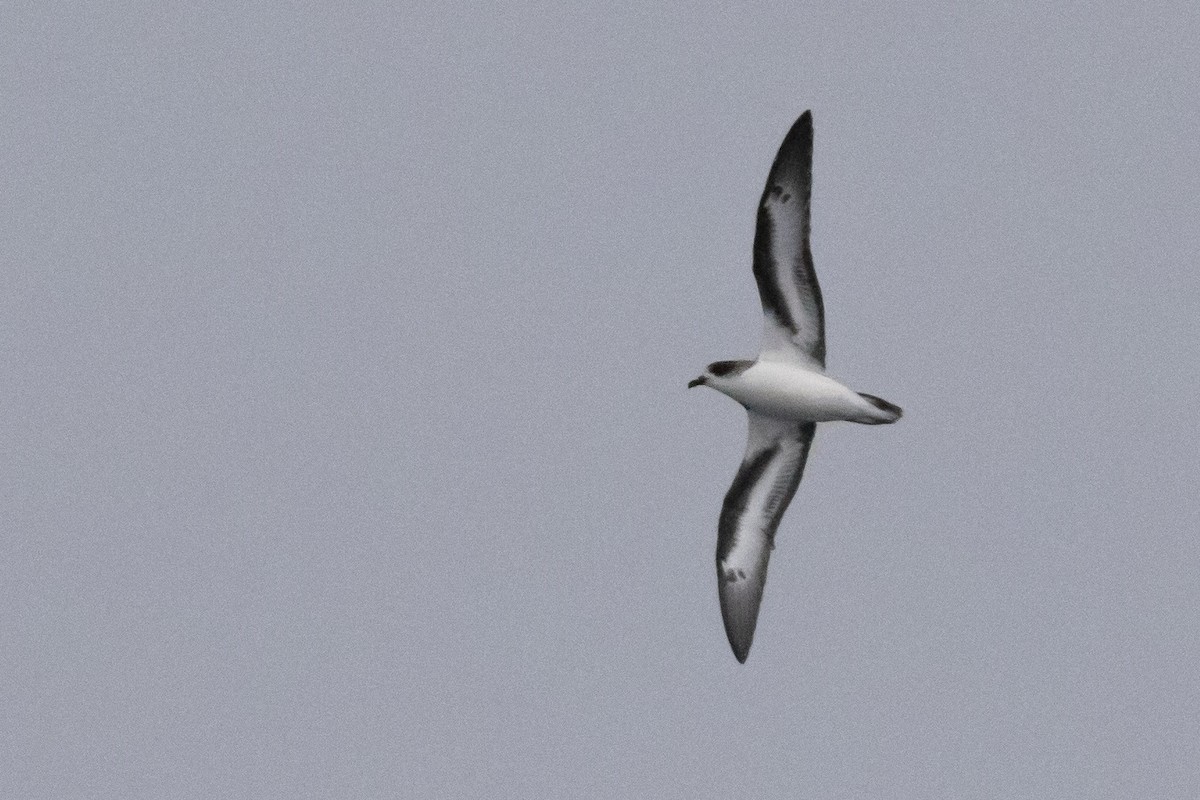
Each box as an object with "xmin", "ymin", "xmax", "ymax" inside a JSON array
[{"xmin": 857, "ymin": 393, "xmax": 903, "ymax": 424}]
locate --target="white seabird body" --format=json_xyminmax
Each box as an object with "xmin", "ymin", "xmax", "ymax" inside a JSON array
[
  {"xmin": 704, "ymin": 360, "xmax": 898, "ymax": 425},
  {"xmin": 689, "ymin": 110, "xmax": 901, "ymax": 663}
]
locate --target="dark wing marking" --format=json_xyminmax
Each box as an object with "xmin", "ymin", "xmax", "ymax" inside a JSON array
[
  {"xmin": 716, "ymin": 413, "xmax": 816, "ymax": 663},
  {"xmin": 751, "ymin": 111, "xmax": 826, "ymax": 368}
]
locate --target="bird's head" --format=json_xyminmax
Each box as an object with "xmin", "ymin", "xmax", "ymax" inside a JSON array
[{"xmin": 688, "ymin": 359, "xmax": 753, "ymax": 390}]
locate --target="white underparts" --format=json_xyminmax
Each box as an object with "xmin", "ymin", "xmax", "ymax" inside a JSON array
[{"xmin": 706, "ymin": 360, "xmax": 896, "ymax": 424}]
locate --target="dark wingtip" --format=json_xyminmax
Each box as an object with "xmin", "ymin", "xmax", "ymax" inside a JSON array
[
  {"xmin": 783, "ymin": 110, "xmax": 813, "ymax": 145},
  {"xmin": 719, "ymin": 580, "xmax": 760, "ymax": 664},
  {"xmin": 791, "ymin": 110, "xmax": 813, "ymax": 139},
  {"xmin": 760, "ymin": 111, "xmax": 814, "ymax": 210},
  {"xmin": 726, "ymin": 617, "xmax": 754, "ymax": 662}
]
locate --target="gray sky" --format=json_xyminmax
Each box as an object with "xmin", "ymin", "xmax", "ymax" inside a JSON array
[{"xmin": 5, "ymin": 2, "xmax": 1200, "ymax": 797}]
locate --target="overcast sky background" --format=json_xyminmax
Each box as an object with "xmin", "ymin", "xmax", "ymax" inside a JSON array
[{"xmin": 5, "ymin": 3, "xmax": 1200, "ymax": 798}]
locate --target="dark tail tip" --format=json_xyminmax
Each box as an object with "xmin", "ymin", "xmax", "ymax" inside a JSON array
[{"xmin": 858, "ymin": 393, "xmax": 903, "ymax": 422}]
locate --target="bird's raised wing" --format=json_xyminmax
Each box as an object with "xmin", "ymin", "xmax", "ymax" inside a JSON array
[
  {"xmin": 717, "ymin": 412, "xmax": 816, "ymax": 662},
  {"xmin": 752, "ymin": 111, "xmax": 826, "ymax": 369}
]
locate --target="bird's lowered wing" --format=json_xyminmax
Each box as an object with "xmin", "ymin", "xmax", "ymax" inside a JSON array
[{"xmin": 717, "ymin": 412, "xmax": 816, "ymax": 662}]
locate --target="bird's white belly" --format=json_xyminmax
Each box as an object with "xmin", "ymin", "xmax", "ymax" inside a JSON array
[{"xmin": 719, "ymin": 361, "xmax": 864, "ymax": 422}]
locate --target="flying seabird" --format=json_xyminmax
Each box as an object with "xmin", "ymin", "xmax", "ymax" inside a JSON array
[{"xmin": 689, "ymin": 111, "xmax": 902, "ymax": 663}]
